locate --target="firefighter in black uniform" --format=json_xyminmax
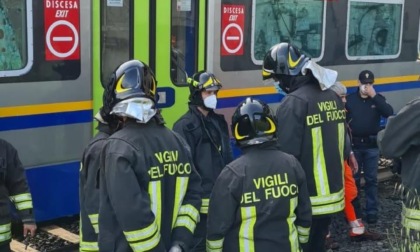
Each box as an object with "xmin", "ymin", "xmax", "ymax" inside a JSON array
[
  {"xmin": 0, "ymin": 139, "xmax": 36, "ymax": 251},
  {"xmin": 262, "ymin": 43, "xmax": 346, "ymax": 252},
  {"xmin": 173, "ymin": 71, "xmax": 233, "ymax": 251},
  {"xmin": 79, "ymin": 107, "xmax": 116, "ymax": 252},
  {"xmin": 377, "ymin": 96, "xmax": 420, "ymax": 251},
  {"xmin": 98, "ymin": 60, "xmax": 202, "ymax": 252},
  {"xmin": 206, "ymin": 97, "xmax": 312, "ymax": 252}
]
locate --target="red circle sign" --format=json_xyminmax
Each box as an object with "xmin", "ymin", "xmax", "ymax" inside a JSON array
[
  {"xmin": 46, "ymin": 20, "xmax": 79, "ymax": 58},
  {"xmin": 222, "ymin": 24, "xmax": 243, "ymax": 54}
]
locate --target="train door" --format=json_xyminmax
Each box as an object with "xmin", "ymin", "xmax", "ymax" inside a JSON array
[
  {"xmin": 93, "ymin": 0, "xmax": 207, "ymax": 128},
  {"xmin": 0, "ymin": 0, "xmax": 92, "ymax": 221}
]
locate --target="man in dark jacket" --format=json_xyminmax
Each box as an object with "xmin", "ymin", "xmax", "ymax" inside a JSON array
[
  {"xmin": 79, "ymin": 108, "xmax": 116, "ymax": 252},
  {"xmin": 173, "ymin": 71, "xmax": 233, "ymax": 251},
  {"xmin": 377, "ymin": 96, "xmax": 420, "ymax": 251},
  {"xmin": 262, "ymin": 42, "xmax": 346, "ymax": 252},
  {"xmin": 98, "ymin": 60, "xmax": 202, "ymax": 252},
  {"xmin": 0, "ymin": 139, "xmax": 36, "ymax": 251},
  {"xmin": 206, "ymin": 97, "xmax": 312, "ymax": 252},
  {"xmin": 346, "ymin": 70, "xmax": 393, "ymax": 224}
]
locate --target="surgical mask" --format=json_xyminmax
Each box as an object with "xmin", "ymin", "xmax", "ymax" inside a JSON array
[
  {"xmin": 203, "ymin": 94, "xmax": 217, "ymax": 109},
  {"xmin": 111, "ymin": 97, "xmax": 157, "ymax": 123}
]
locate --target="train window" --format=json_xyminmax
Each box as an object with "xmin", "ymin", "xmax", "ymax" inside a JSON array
[
  {"xmin": 170, "ymin": 0, "xmax": 198, "ymax": 85},
  {"xmin": 100, "ymin": 0, "xmax": 132, "ymax": 84},
  {"xmin": 251, "ymin": 0, "xmax": 326, "ymax": 64},
  {"xmin": 0, "ymin": 0, "xmax": 33, "ymax": 77},
  {"xmin": 346, "ymin": 0, "xmax": 404, "ymax": 60}
]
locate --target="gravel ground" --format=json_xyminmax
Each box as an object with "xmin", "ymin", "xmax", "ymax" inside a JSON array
[{"xmin": 329, "ymin": 175, "xmax": 404, "ymax": 252}]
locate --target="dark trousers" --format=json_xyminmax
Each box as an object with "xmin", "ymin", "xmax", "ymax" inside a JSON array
[
  {"xmin": 190, "ymin": 214, "xmax": 207, "ymax": 252},
  {"xmin": 353, "ymin": 148, "xmax": 380, "ymax": 216},
  {"xmin": 0, "ymin": 242, "xmax": 10, "ymax": 252},
  {"xmin": 304, "ymin": 216, "xmax": 332, "ymax": 252}
]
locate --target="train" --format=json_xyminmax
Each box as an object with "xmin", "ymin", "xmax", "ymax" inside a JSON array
[{"xmin": 0, "ymin": 0, "xmax": 419, "ymax": 221}]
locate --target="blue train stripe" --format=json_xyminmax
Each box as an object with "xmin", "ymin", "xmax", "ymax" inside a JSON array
[
  {"xmin": 218, "ymin": 80, "xmax": 420, "ymax": 109},
  {"xmin": 0, "ymin": 110, "xmax": 93, "ymax": 132}
]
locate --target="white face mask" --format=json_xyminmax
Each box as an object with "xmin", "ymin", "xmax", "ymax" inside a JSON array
[
  {"xmin": 203, "ymin": 94, "xmax": 217, "ymax": 109},
  {"xmin": 111, "ymin": 97, "xmax": 157, "ymax": 123}
]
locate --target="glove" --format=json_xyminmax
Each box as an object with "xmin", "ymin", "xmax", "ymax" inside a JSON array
[{"xmin": 168, "ymin": 245, "xmax": 183, "ymax": 252}]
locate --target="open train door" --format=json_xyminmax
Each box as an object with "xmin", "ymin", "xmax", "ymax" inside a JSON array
[{"xmin": 93, "ymin": 0, "xmax": 207, "ymax": 128}]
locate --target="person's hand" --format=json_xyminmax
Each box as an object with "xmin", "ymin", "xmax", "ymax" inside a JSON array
[
  {"xmin": 349, "ymin": 152, "xmax": 359, "ymax": 174},
  {"xmin": 23, "ymin": 223, "xmax": 37, "ymax": 237},
  {"xmin": 365, "ymin": 85, "xmax": 376, "ymax": 98},
  {"xmin": 168, "ymin": 245, "xmax": 183, "ymax": 252}
]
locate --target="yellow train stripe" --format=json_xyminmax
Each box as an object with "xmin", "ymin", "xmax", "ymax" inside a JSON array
[
  {"xmin": 0, "ymin": 101, "xmax": 93, "ymax": 117},
  {"xmin": 218, "ymin": 75, "xmax": 419, "ymax": 98}
]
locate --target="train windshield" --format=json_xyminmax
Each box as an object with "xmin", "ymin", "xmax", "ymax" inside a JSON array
[
  {"xmin": 0, "ymin": 0, "xmax": 32, "ymax": 76},
  {"xmin": 252, "ymin": 0, "xmax": 325, "ymax": 64},
  {"xmin": 100, "ymin": 0, "xmax": 132, "ymax": 84},
  {"xmin": 346, "ymin": 0, "xmax": 404, "ymax": 60}
]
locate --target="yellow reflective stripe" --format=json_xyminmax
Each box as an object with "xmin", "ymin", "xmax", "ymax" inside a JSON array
[
  {"xmin": 297, "ymin": 226, "xmax": 310, "ymax": 236},
  {"xmin": 179, "ymin": 204, "xmax": 200, "ymax": 223},
  {"xmin": 172, "ymin": 177, "xmax": 189, "ymax": 228},
  {"xmin": 206, "ymin": 238, "xmax": 224, "ymax": 251},
  {"xmin": 311, "ymin": 198, "xmax": 344, "ymax": 215},
  {"xmin": 312, "ymin": 127, "xmax": 330, "ymax": 196},
  {"xmin": 88, "ymin": 214, "xmax": 98, "ymax": 224},
  {"xmin": 130, "ymin": 231, "xmax": 161, "ymax": 252},
  {"xmin": 297, "ymin": 226, "xmax": 310, "ymax": 244},
  {"xmin": 201, "ymin": 198, "xmax": 210, "ymax": 214},
  {"xmin": 80, "ymin": 241, "xmax": 99, "ymax": 251},
  {"xmin": 402, "ymin": 204, "xmax": 420, "ymax": 220},
  {"xmin": 15, "ymin": 201, "xmax": 33, "ymax": 210},
  {"xmin": 174, "ymin": 216, "xmax": 197, "ymax": 234},
  {"xmin": 149, "ymin": 181, "xmax": 162, "ymax": 230},
  {"xmin": 10, "ymin": 193, "xmax": 32, "ymax": 202},
  {"xmin": 92, "ymin": 224, "xmax": 98, "ymax": 234},
  {"xmin": 310, "ymin": 189, "xmax": 344, "ymax": 205},
  {"xmin": 288, "ymin": 197, "xmax": 299, "ymax": 251},
  {"xmin": 0, "ymin": 223, "xmax": 11, "ymax": 233},
  {"xmin": 338, "ymin": 122, "xmax": 345, "ymax": 175},
  {"xmin": 239, "ymin": 206, "xmax": 256, "ymax": 252},
  {"xmin": 0, "ymin": 232, "xmax": 11, "ymax": 242},
  {"xmin": 123, "ymin": 221, "xmax": 158, "ymax": 242}
]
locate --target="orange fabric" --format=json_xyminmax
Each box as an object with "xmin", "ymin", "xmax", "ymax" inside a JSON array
[{"xmin": 344, "ymin": 161, "xmax": 358, "ymax": 222}]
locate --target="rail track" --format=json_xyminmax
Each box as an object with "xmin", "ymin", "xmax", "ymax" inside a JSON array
[{"xmin": 10, "ymin": 219, "xmax": 79, "ymax": 252}]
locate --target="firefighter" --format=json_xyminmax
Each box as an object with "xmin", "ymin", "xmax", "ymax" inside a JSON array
[
  {"xmin": 98, "ymin": 59, "xmax": 202, "ymax": 252},
  {"xmin": 262, "ymin": 43, "xmax": 346, "ymax": 252},
  {"xmin": 206, "ymin": 97, "xmax": 312, "ymax": 252},
  {"xmin": 173, "ymin": 71, "xmax": 233, "ymax": 251},
  {"xmin": 0, "ymin": 139, "xmax": 36, "ymax": 251},
  {"xmin": 377, "ymin": 96, "xmax": 420, "ymax": 251},
  {"xmin": 79, "ymin": 106, "xmax": 118, "ymax": 251}
]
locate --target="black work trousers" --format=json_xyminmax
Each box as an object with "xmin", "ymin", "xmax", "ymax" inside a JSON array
[
  {"xmin": 190, "ymin": 214, "xmax": 207, "ymax": 252},
  {"xmin": 304, "ymin": 216, "xmax": 332, "ymax": 252}
]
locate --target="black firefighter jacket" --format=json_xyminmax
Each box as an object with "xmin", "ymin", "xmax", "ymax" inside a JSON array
[
  {"xmin": 377, "ymin": 97, "xmax": 420, "ymax": 231},
  {"xmin": 0, "ymin": 139, "xmax": 34, "ymax": 245},
  {"xmin": 98, "ymin": 119, "xmax": 202, "ymax": 252},
  {"xmin": 173, "ymin": 105, "xmax": 233, "ymax": 214},
  {"xmin": 275, "ymin": 75, "xmax": 346, "ymax": 216},
  {"xmin": 79, "ymin": 123, "xmax": 112, "ymax": 251},
  {"xmin": 206, "ymin": 141, "xmax": 312, "ymax": 252}
]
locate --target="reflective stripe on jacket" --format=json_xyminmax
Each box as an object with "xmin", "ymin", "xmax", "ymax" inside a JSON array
[
  {"xmin": 206, "ymin": 142, "xmax": 312, "ymax": 252},
  {"xmin": 99, "ymin": 120, "xmax": 202, "ymax": 252},
  {"xmin": 275, "ymin": 81, "xmax": 346, "ymax": 216}
]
